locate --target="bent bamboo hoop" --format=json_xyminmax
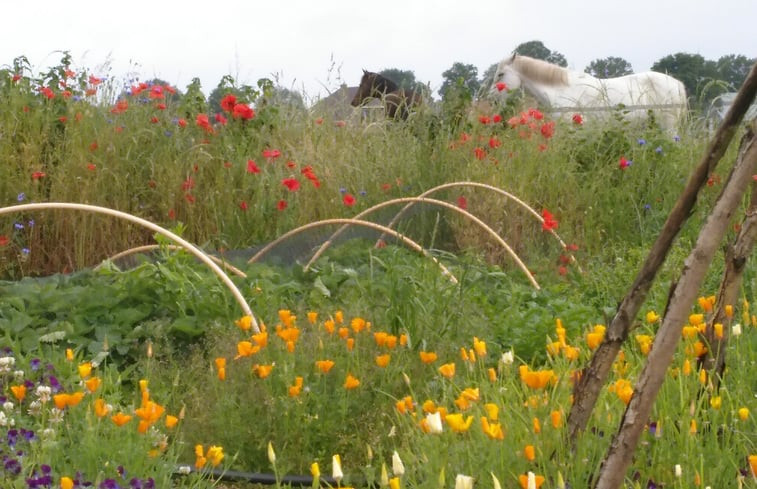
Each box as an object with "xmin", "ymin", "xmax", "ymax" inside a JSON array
[
  {"xmin": 0, "ymin": 202, "xmax": 259, "ymax": 332},
  {"xmin": 379, "ymin": 181, "xmax": 582, "ymax": 273},
  {"xmin": 96, "ymin": 244, "xmax": 248, "ymax": 278},
  {"xmin": 303, "ymin": 197, "xmax": 539, "ymax": 289},
  {"xmin": 247, "ymin": 218, "xmax": 459, "ymax": 284}
]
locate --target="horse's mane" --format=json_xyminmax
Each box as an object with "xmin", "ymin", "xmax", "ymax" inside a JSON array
[{"xmin": 510, "ymin": 56, "xmax": 569, "ymax": 86}]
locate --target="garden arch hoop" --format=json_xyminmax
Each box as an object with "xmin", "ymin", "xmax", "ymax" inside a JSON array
[
  {"xmin": 247, "ymin": 218, "xmax": 459, "ymax": 284},
  {"xmin": 0, "ymin": 202, "xmax": 259, "ymax": 332},
  {"xmin": 302, "ymin": 197, "xmax": 539, "ymax": 289}
]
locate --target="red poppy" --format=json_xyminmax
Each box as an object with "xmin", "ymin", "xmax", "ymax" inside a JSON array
[
  {"xmin": 185, "ymin": 194, "xmax": 195, "ymax": 204},
  {"xmin": 286, "ymin": 160, "xmax": 297, "ymax": 169},
  {"xmin": 214, "ymin": 113, "xmax": 227, "ymax": 125},
  {"xmin": 282, "ymin": 178, "xmax": 300, "ymax": 192},
  {"xmin": 232, "ymin": 103, "xmax": 255, "ymax": 120},
  {"xmin": 168, "ymin": 208, "xmax": 176, "ymax": 220},
  {"xmin": 460, "ymin": 132, "xmax": 471, "ymax": 143},
  {"xmin": 164, "ymin": 85, "xmax": 176, "ymax": 95},
  {"xmin": 149, "ymin": 85, "xmax": 164, "ymax": 99},
  {"xmin": 156, "ymin": 103, "xmax": 166, "ymax": 110},
  {"xmin": 89, "ymin": 75, "xmax": 103, "ymax": 86},
  {"xmin": 263, "ymin": 149, "xmax": 281, "ymax": 160},
  {"xmin": 473, "ymin": 147, "xmax": 486, "ymax": 160},
  {"xmin": 182, "ymin": 178, "xmax": 195, "ymax": 191},
  {"xmin": 619, "ymin": 156, "xmax": 631, "ymax": 170},
  {"xmin": 493, "ymin": 114, "xmax": 502, "ymax": 123},
  {"xmin": 315, "ymin": 117, "xmax": 324, "ymax": 125},
  {"xmin": 246, "ymin": 160, "xmax": 260, "ymax": 174},
  {"xmin": 196, "ymin": 114, "xmax": 213, "ymax": 133},
  {"xmin": 540, "ymin": 121, "xmax": 555, "ymax": 139},
  {"xmin": 131, "ymin": 82, "xmax": 148, "ymax": 96},
  {"xmin": 87, "ymin": 163, "xmax": 96, "ymax": 171},
  {"xmin": 572, "ymin": 114, "xmax": 583, "ymax": 125},
  {"xmin": 542, "ymin": 209, "xmax": 558, "ymax": 231},
  {"xmin": 565, "ymin": 243, "xmax": 579, "ymax": 251},
  {"xmin": 62, "ymin": 90, "xmax": 72, "ymax": 99},
  {"xmin": 220, "ymin": 94, "xmax": 237, "ymax": 112},
  {"xmin": 85, "ymin": 88, "xmax": 97, "ymax": 96},
  {"xmin": 11, "ymin": 73, "xmax": 21, "ymax": 82},
  {"xmin": 177, "ymin": 118, "xmax": 187, "ymax": 128},
  {"xmin": 111, "ymin": 100, "xmax": 129, "ymax": 114},
  {"xmin": 31, "ymin": 171, "xmax": 46, "ymax": 180},
  {"xmin": 239, "ymin": 201, "xmax": 248, "ymax": 211},
  {"xmin": 528, "ymin": 108, "xmax": 544, "ymax": 120},
  {"xmin": 40, "ymin": 87, "xmax": 55, "ymax": 99},
  {"xmin": 488, "ymin": 136, "xmax": 501, "ymax": 149},
  {"xmin": 0, "ymin": 235, "xmax": 9, "ymax": 246},
  {"xmin": 277, "ymin": 200, "xmax": 288, "ymax": 211},
  {"xmin": 457, "ymin": 196, "xmax": 468, "ymax": 210},
  {"xmin": 558, "ymin": 266, "xmax": 568, "ymax": 276},
  {"xmin": 381, "ymin": 183, "xmax": 392, "ymax": 192},
  {"xmin": 478, "ymin": 115, "xmax": 491, "ymax": 124},
  {"xmin": 150, "ymin": 116, "xmax": 159, "ymax": 124},
  {"xmin": 89, "ymin": 141, "xmax": 98, "ymax": 152},
  {"xmin": 343, "ymin": 193, "xmax": 356, "ymax": 206},
  {"xmin": 495, "ymin": 82, "xmax": 508, "ymax": 92},
  {"xmin": 59, "ymin": 116, "xmax": 68, "ymax": 123}
]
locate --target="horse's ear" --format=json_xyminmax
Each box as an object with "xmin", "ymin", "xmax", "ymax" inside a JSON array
[{"xmin": 363, "ymin": 69, "xmax": 368, "ymax": 74}]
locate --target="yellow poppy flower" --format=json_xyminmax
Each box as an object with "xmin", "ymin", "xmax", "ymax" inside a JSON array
[
  {"xmin": 738, "ymin": 407, "xmax": 749, "ymax": 420},
  {"xmin": 344, "ymin": 374, "xmax": 360, "ymax": 389},
  {"xmin": 235, "ymin": 315, "xmax": 252, "ymax": 331},
  {"xmin": 645, "ymin": 310, "xmax": 660, "ymax": 324},
  {"xmin": 252, "ymin": 331, "xmax": 268, "ymax": 347},
  {"xmin": 94, "ymin": 398, "xmax": 111, "ymax": 418},
  {"xmin": 334, "ymin": 310, "xmax": 344, "ymax": 324},
  {"xmin": 473, "ymin": 337, "xmax": 487, "ymax": 357},
  {"xmin": 518, "ymin": 473, "xmax": 545, "ymax": 489},
  {"xmin": 307, "ymin": 311, "xmax": 318, "ymax": 324},
  {"xmin": 207, "ymin": 445, "xmax": 224, "ymax": 466},
  {"xmin": 78, "ymin": 362, "xmax": 92, "ymax": 379},
  {"xmin": 351, "ymin": 317, "xmax": 367, "ymax": 333},
  {"xmin": 438, "ymin": 363, "xmax": 456, "ymax": 379},
  {"xmin": 524, "ymin": 444, "xmax": 536, "ymax": 461},
  {"xmin": 111, "ymin": 412, "xmax": 132, "ymax": 427},
  {"xmin": 254, "ymin": 364, "xmax": 274, "ymax": 379},
  {"xmin": 10, "ymin": 384, "xmax": 26, "ymax": 402},
  {"xmin": 550, "ymin": 410, "xmax": 562, "ymax": 428},
  {"xmin": 445, "ymin": 413, "xmax": 474, "ymax": 433},
  {"xmin": 85, "ymin": 376, "xmax": 101, "ymax": 393},
  {"xmin": 316, "ymin": 359, "xmax": 335, "ymax": 373},
  {"xmin": 165, "ymin": 415, "xmax": 179, "ymax": 428},
  {"xmin": 480, "ymin": 417, "xmax": 505, "ymax": 440},
  {"xmin": 324, "ymin": 319, "xmax": 335, "ymax": 334},
  {"xmin": 419, "ymin": 351, "xmax": 438, "ymax": 364},
  {"xmin": 375, "ymin": 354, "xmax": 390, "ymax": 368}
]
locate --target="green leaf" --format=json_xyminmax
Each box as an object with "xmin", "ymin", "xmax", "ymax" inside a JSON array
[{"xmin": 313, "ymin": 277, "xmax": 331, "ymax": 297}]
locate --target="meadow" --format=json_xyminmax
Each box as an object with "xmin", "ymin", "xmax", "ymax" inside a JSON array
[{"xmin": 1, "ymin": 55, "xmax": 756, "ymax": 488}]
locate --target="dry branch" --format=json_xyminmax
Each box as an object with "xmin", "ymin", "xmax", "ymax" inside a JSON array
[
  {"xmin": 567, "ymin": 60, "xmax": 757, "ymax": 442},
  {"xmin": 593, "ymin": 121, "xmax": 757, "ymax": 489}
]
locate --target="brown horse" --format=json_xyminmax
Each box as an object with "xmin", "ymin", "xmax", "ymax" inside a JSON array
[{"xmin": 350, "ymin": 70, "xmax": 423, "ymax": 120}]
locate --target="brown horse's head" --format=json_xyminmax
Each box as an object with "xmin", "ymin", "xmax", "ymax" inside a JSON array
[{"xmin": 351, "ymin": 70, "xmax": 398, "ymax": 107}]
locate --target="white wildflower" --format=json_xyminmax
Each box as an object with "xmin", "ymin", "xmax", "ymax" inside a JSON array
[{"xmin": 392, "ymin": 450, "xmax": 405, "ymax": 476}]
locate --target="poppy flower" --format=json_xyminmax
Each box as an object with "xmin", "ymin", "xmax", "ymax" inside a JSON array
[
  {"xmin": 277, "ymin": 200, "xmax": 287, "ymax": 211},
  {"xmin": 111, "ymin": 100, "xmax": 129, "ymax": 114},
  {"xmin": 232, "ymin": 103, "xmax": 255, "ymax": 120},
  {"xmin": 445, "ymin": 413, "xmax": 473, "ymax": 433},
  {"xmin": 343, "ymin": 193, "xmax": 356, "ymax": 206},
  {"xmin": 488, "ymin": 136, "xmax": 501, "ymax": 148},
  {"xmin": 438, "ymin": 363, "xmax": 456, "ymax": 378},
  {"xmin": 177, "ymin": 118, "xmax": 187, "ymax": 128},
  {"xmin": 149, "ymin": 85, "xmax": 164, "ymax": 99},
  {"xmin": 316, "ymin": 360, "xmax": 335, "ymax": 373},
  {"xmin": 541, "ymin": 209, "xmax": 558, "ymax": 231},
  {"xmin": 239, "ymin": 201, "xmax": 248, "ymax": 211},
  {"xmin": 572, "ymin": 113, "xmax": 583, "ymax": 124},
  {"xmin": 32, "ymin": 171, "xmax": 46, "ymax": 180},
  {"xmin": 493, "ymin": 114, "xmax": 502, "ymax": 123},
  {"xmin": 473, "ymin": 147, "xmax": 486, "ymax": 160},
  {"xmin": 215, "ymin": 113, "xmax": 227, "ymax": 125},
  {"xmin": 40, "ymin": 86, "xmax": 55, "ymax": 99},
  {"xmin": 263, "ymin": 149, "xmax": 282, "ymax": 160},
  {"xmin": 344, "ymin": 373, "xmax": 360, "ymax": 389},
  {"xmin": 0, "ymin": 235, "xmax": 9, "ymax": 246},
  {"xmin": 478, "ymin": 115, "xmax": 491, "ymax": 124},
  {"xmin": 282, "ymin": 178, "xmax": 300, "ymax": 191},
  {"xmin": 111, "ymin": 412, "xmax": 133, "ymax": 427},
  {"xmin": 220, "ymin": 94, "xmax": 237, "ymax": 112},
  {"xmin": 88, "ymin": 75, "xmax": 103, "ymax": 86},
  {"xmin": 457, "ymin": 196, "xmax": 467, "ymax": 210},
  {"xmin": 495, "ymin": 82, "xmax": 508, "ymax": 92},
  {"xmin": 419, "ymin": 351, "xmax": 438, "ymax": 364},
  {"xmin": 196, "ymin": 113, "xmax": 212, "ymax": 131},
  {"xmin": 246, "ymin": 160, "xmax": 261, "ymax": 174},
  {"xmin": 619, "ymin": 156, "xmax": 632, "ymax": 169},
  {"xmin": 540, "ymin": 121, "xmax": 555, "ymax": 138}
]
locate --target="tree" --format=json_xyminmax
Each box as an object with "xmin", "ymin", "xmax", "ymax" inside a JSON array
[
  {"xmin": 479, "ymin": 63, "xmax": 499, "ymax": 95},
  {"xmin": 439, "ymin": 62, "xmax": 479, "ymax": 99},
  {"xmin": 378, "ymin": 68, "xmax": 417, "ymax": 90},
  {"xmin": 513, "ymin": 40, "xmax": 567, "ymax": 67},
  {"xmin": 651, "ymin": 52, "xmax": 718, "ymax": 102},
  {"xmin": 715, "ymin": 54, "xmax": 756, "ymax": 90},
  {"xmin": 585, "ymin": 57, "xmax": 634, "ymax": 78}
]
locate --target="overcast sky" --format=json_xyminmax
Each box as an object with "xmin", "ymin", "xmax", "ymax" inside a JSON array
[{"xmin": 3, "ymin": 0, "xmax": 755, "ymax": 101}]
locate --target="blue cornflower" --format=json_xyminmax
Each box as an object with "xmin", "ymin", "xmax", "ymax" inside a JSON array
[
  {"xmin": 359, "ymin": 189, "xmax": 367, "ymax": 196},
  {"xmin": 21, "ymin": 248, "xmax": 30, "ymax": 255},
  {"xmin": 17, "ymin": 192, "xmax": 25, "ymax": 202},
  {"xmin": 14, "ymin": 222, "xmax": 24, "ymax": 230},
  {"xmin": 644, "ymin": 204, "xmax": 651, "ymax": 211},
  {"xmin": 28, "ymin": 220, "xmax": 34, "ymax": 227},
  {"xmin": 637, "ymin": 138, "xmax": 646, "ymax": 145},
  {"xmin": 164, "ymin": 131, "xmax": 173, "ymax": 137},
  {"xmin": 339, "ymin": 187, "xmax": 347, "ymax": 194},
  {"xmin": 655, "ymin": 146, "xmax": 663, "ymax": 154},
  {"xmin": 673, "ymin": 135, "xmax": 681, "ymax": 142}
]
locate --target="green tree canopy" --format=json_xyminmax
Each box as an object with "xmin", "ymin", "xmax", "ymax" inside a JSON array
[
  {"xmin": 378, "ymin": 68, "xmax": 417, "ymax": 90},
  {"xmin": 585, "ymin": 57, "xmax": 634, "ymax": 78},
  {"xmin": 715, "ymin": 54, "xmax": 756, "ymax": 89},
  {"xmin": 651, "ymin": 52, "xmax": 718, "ymax": 102},
  {"xmin": 513, "ymin": 40, "xmax": 567, "ymax": 67},
  {"xmin": 439, "ymin": 62, "xmax": 480, "ymax": 99}
]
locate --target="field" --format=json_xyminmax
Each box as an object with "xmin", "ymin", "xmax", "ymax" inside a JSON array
[{"xmin": 1, "ymin": 57, "xmax": 756, "ymax": 489}]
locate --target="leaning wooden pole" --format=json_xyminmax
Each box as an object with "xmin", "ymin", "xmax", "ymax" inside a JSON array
[
  {"xmin": 567, "ymin": 61, "xmax": 757, "ymax": 442},
  {"xmin": 593, "ymin": 120, "xmax": 757, "ymax": 489},
  {"xmin": 701, "ymin": 139, "xmax": 757, "ymax": 387}
]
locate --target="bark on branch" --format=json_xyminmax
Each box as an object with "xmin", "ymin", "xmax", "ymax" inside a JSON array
[
  {"xmin": 567, "ymin": 61, "xmax": 757, "ymax": 443},
  {"xmin": 593, "ymin": 123, "xmax": 757, "ymax": 489}
]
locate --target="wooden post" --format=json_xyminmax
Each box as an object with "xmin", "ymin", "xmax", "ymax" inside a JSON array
[
  {"xmin": 567, "ymin": 61, "xmax": 757, "ymax": 443},
  {"xmin": 593, "ymin": 123, "xmax": 757, "ymax": 489}
]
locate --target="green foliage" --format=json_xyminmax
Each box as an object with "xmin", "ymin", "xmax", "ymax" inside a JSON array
[
  {"xmin": 439, "ymin": 62, "xmax": 480, "ymax": 100},
  {"xmin": 585, "ymin": 56, "xmax": 634, "ymax": 78},
  {"xmin": 514, "ymin": 40, "xmax": 568, "ymax": 67}
]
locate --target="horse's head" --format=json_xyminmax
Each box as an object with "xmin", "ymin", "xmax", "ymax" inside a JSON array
[
  {"xmin": 489, "ymin": 54, "xmax": 522, "ymax": 99},
  {"xmin": 351, "ymin": 70, "xmax": 375, "ymax": 107}
]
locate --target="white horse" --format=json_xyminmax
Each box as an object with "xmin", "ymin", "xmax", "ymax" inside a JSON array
[{"xmin": 489, "ymin": 54, "xmax": 687, "ymax": 129}]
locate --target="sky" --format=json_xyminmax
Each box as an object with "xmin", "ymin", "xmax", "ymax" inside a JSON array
[{"xmin": 3, "ymin": 0, "xmax": 755, "ymax": 102}]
